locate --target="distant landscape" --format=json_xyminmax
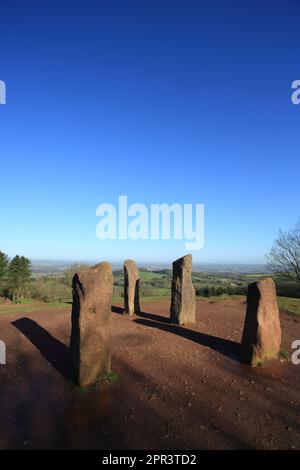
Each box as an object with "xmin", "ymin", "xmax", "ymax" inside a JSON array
[
  {"xmin": 30, "ymin": 259, "xmax": 270, "ymax": 276},
  {"xmin": 1, "ymin": 259, "xmax": 300, "ymax": 318}
]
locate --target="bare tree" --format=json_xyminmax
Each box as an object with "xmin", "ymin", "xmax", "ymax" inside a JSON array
[{"xmin": 267, "ymin": 220, "xmax": 300, "ymax": 282}]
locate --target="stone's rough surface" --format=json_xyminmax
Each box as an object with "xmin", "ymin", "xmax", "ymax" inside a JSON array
[
  {"xmin": 241, "ymin": 278, "xmax": 282, "ymax": 366},
  {"xmin": 170, "ymin": 254, "xmax": 196, "ymax": 325},
  {"xmin": 123, "ymin": 259, "xmax": 140, "ymax": 315},
  {"xmin": 70, "ymin": 262, "xmax": 113, "ymax": 387}
]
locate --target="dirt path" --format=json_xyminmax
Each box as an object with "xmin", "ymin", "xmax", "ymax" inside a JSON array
[{"xmin": 0, "ymin": 298, "xmax": 299, "ymax": 449}]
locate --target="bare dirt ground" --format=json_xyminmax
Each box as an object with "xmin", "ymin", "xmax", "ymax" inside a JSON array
[{"xmin": 0, "ymin": 298, "xmax": 299, "ymax": 450}]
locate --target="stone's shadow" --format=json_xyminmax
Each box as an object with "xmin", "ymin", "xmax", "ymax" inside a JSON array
[
  {"xmin": 137, "ymin": 310, "xmax": 170, "ymax": 324},
  {"xmin": 112, "ymin": 305, "xmax": 170, "ymax": 324},
  {"xmin": 134, "ymin": 318, "xmax": 241, "ymax": 362},
  {"xmin": 112, "ymin": 304, "xmax": 240, "ymax": 360},
  {"xmin": 111, "ymin": 305, "xmax": 124, "ymax": 315},
  {"xmin": 12, "ymin": 318, "xmax": 71, "ymax": 380}
]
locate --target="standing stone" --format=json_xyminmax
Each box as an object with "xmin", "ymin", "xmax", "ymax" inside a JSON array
[
  {"xmin": 170, "ymin": 254, "xmax": 196, "ymax": 325},
  {"xmin": 123, "ymin": 259, "xmax": 140, "ymax": 315},
  {"xmin": 70, "ymin": 262, "xmax": 113, "ymax": 387},
  {"xmin": 241, "ymin": 278, "xmax": 282, "ymax": 366}
]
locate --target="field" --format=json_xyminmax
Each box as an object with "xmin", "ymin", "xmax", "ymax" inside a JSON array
[
  {"xmin": 0, "ymin": 296, "xmax": 299, "ymax": 449},
  {"xmin": 0, "ymin": 271, "xmax": 300, "ymax": 315},
  {"xmin": 2, "ymin": 264, "xmax": 300, "ymax": 318}
]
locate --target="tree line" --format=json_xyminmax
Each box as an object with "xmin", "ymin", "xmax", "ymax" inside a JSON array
[
  {"xmin": 195, "ymin": 284, "xmax": 247, "ymax": 298},
  {"xmin": 0, "ymin": 251, "xmax": 31, "ymax": 303}
]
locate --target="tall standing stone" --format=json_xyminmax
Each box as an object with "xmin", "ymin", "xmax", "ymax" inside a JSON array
[
  {"xmin": 241, "ymin": 278, "xmax": 282, "ymax": 366},
  {"xmin": 170, "ymin": 254, "xmax": 196, "ymax": 325},
  {"xmin": 70, "ymin": 262, "xmax": 113, "ymax": 387},
  {"xmin": 123, "ymin": 259, "xmax": 140, "ymax": 315}
]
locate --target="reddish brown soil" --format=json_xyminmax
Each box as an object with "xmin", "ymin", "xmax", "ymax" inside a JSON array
[{"xmin": 0, "ymin": 298, "xmax": 299, "ymax": 450}]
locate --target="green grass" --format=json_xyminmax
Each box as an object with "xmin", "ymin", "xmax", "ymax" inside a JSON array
[
  {"xmin": 202, "ymin": 294, "xmax": 300, "ymax": 316},
  {"xmin": 18, "ymin": 298, "xmax": 35, "ymax": 305},
  {"xmin": 66, "ymin": 371, "xmax": 119, "ymax": 394},
  {"xmin": 139, "ymin": 270, "xmax": 166, "ymax": 280},
  {"xmin": 243, "ymin": 273, "xmax": 273, "ymax": 278},
  {"xmin": 104, "ymin": 371, "xmax": 119, "ymax": 383},
  {"xmin": 201, "ymin": 294, "xmax": 245, "ymax": 302},
  {"xmin": 46, "ymin": 301, "xmax": 71, "ymax": 308},
  {"xmin": 152, "ymin": 287, "xmax": 169, "ymax": 296},
  {"xmin": 0, "ymin": 298, "xmax": 69, "ymax": 315},
  {"xmin": 279, "ymin": 350, "xmax": 289, "ymax": 360},
  {"xmin": 277, "ymin": 297, "xmax": 300, "ymax": 316},
  {"xmin": 141, "ymin": 294, "xmax": 170, "ymax": 302}
]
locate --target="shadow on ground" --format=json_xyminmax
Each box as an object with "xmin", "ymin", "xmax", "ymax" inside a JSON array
[
  {"xmin": 135, "ymin": 318, "xmax": 240, "ymax": 361},
  {"xmin": 112, "ymin": 305, "xmax": 170, "ymax": 324},
  {"xmin": 12, "ymin": 318, "xmax": 71, "ymax": 380},
  {"xmin": 112, "ymin": 305, "xmax": 240, "ymax": 361}
]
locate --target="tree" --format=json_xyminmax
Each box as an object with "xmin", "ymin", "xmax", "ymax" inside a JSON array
[
  {"xmin": 267, "ymin": 221, "xmax": 300, "ymax": 282},
  {"xmin": 7, "ymin": 256, "xmax": 21, "ymax": 301},
  {"xmin": 7, "ymin": 255, "xmax": 31, "ymax": 302},
  {"xmin": 0, "ymin": 251, "xmax": 9, "ymax": 288},
  {"xmin": 19, "ymin": 256, "xmax": 32, "ymax": 295}
]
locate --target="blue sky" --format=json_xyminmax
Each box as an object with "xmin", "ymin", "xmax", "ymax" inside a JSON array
[{"xmin": 0, "ymin": 0, "xmax": 299, "ymax": 264}]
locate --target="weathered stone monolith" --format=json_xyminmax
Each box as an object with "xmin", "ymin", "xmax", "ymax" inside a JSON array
[
  {"xmin": 170, "ymin": 254, "xmax": 196, "ymax": 325},
  {"xmin": 70, "ymin": 262, "xmax": 113, "ymax": 387},
  {"xmin": 240, "ymin": 278, "xmax": 282, "ymax": 366},
  {"xmin": 123, "ymin": 259, "xmax": 140, "ymax": 315}
]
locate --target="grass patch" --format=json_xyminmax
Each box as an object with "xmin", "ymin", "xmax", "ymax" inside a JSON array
[
  {"xmin": 0, "ymin": 298, "xmax": 70, "ymax": 315},
  {"xmin": 66, "ymin": 371, "xmax": 119, "ymax": 393},
  {"xmin": 200, "ymin": 295, "xmax": 300, "ymax": 318},
  {"xmin": 139, "ymin": 270, "xmax": 166, "ymax": 280},
  {"xmin": 243, "ymin": 273, "xmax": 273, "ymax": 278},
  {"xmin": 277, "ymin": 297, "xmax": 300, "ymax": 316},
  {"xmin": 202, "ymin": 294, "xmax": 245, "ymax": 302},
  {"xmin": 279, "ymin": 350, "xmax": 289, "ymax": 360},
  {"xmin": 104, "ymin": 371, "xmax": 119, "ymax": 384},
  {"xmin": 45, "ymin": 301, "xmax": 71, "ymax": 308},
  {"xmin": 140, "ymin": 294, "xmax": 170, "ymax": 302}
]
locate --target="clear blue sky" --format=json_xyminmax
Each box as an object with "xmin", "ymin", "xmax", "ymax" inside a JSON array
[{"xmin": 0, "ymin": 0, "xmax": 299, "ymax": 264}]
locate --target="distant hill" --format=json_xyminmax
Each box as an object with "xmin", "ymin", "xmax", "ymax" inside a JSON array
[{"xmin": 30, "ymin": 259, "xmax": 267, "ymax": 277}]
